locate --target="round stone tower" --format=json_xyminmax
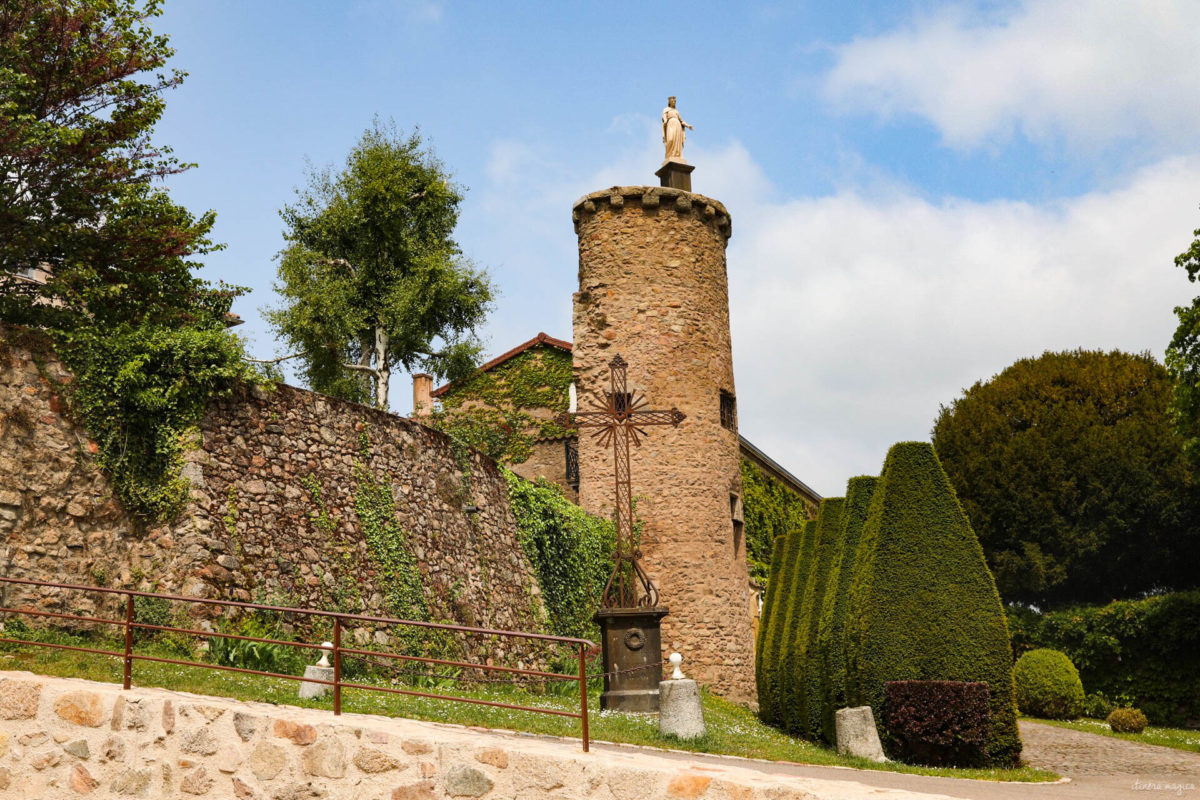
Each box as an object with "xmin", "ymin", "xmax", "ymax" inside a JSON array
[{"xmin": 571, "ymin": 182, "xmax": 755, "ymax": 704}]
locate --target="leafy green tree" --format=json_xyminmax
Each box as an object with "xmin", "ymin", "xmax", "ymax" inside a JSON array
[
  {"xmin": 1167, "ymin": 221, "xmax": 1200, "ymax": 463},
  {"xmin": 0, "ymin": 0, "xmax": 253, "ymax": 520},
  {"xmin": 932, "ymin": 350, "xmax": 1200, "ymax": 607},
  {"xmin": 267, "ymin": 121, "xmax": 494, "ymax": 409},
  {"xmin": 0, "ymin": 0, "xmax": 188, "ymax": 289}
]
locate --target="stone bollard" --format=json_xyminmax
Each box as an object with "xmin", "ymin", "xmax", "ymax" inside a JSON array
[
  {"xmin": 834, "ymin": 706, "xmax": 888, "ymax": 762},
  {"xmin": 298, "ymin": 642, "xmax": 335, "ymax": 700},
  {"xmin": 658, "ymin": 653, "xmax": 705, "ymax": 740}
]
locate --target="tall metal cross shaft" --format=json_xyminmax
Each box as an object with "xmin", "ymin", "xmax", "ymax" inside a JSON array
[{"xmin": 557, "ymin": 354, "xmax": 685, "ymax": 609}]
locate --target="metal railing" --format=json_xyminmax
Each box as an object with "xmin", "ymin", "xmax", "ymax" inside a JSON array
[{"xmin": 0, "ymin": 575, "xmax": 593, "ymax": 750}]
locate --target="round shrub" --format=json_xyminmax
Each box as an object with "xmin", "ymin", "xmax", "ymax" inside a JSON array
[
  {"xmin": 1013, "ymin": 649, "xmax": 1085, "ymax": 719},
  {"xmin": 1107, "ymin": 707, "xmax": 1148, "ymax": 734},
  {"xmin": 1083, "ymin": 692, "xmax": 1115, "ymax": 720}
]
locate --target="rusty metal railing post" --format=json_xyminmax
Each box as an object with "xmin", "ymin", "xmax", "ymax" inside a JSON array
[
  {"xmin": 578, "ymin": 642, "xmax": 589, "ymax": 752},
  {"xmin": 332, "ymin": 616, "xmax": 342, "ymax": 715},
  {"xmin": 122, "ymin": 594, "xmax": 134, "ymax": 690}
]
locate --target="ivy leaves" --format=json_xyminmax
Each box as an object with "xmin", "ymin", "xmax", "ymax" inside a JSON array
[{"xmin": 504, "ymin": 471, "xmax": 615, "ymax": 640}]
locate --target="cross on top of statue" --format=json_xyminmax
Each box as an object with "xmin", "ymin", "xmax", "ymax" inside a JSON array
[{"xmin": 557, "ymin": 354, "xmax": 685, "ymax": 609}]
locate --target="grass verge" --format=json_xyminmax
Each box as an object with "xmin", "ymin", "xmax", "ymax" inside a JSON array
[
  {"xmin": 1024, "ymin": 717, "xmax": 1200, "ymax": 755},
  {"xmin": 0, "ymin": 629, "xmax": 1056, "ymax": 782}
]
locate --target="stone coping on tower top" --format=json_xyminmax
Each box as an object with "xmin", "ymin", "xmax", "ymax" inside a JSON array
[{"xmin": 571, "ymin": 185, "xmax": 732, "ymax": 241}]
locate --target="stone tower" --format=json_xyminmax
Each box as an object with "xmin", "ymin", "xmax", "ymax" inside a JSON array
[{"xmin": 571, "ymin": 181, "xmax": 755, "ymax": 703}]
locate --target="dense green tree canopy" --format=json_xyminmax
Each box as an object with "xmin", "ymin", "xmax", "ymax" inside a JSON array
[
  {"xmin": 0, "ymin": 0, "xmax": 222, "ymax": 328},
  {"xmin": 0, "ymin": 0, "xmax": 253, "ymax": 520},
  {"xmin": 267, "ymin": 122, "xmax": 494, "ymax": 409},
  {"xmin": 932, "ymin": 350, "xmax": 1200, "ymax": 607},
  {"xmin": 1166, "ymin": 221, "xmax": 1200, "ymax": 463}
]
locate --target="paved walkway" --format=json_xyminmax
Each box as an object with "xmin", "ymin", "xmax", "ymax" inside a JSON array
[{"xmin": 598, "ymin": 721, "xmax": 1200, "ymax": 800}]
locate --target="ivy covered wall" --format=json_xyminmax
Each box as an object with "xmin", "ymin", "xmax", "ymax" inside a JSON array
[
  {"xmin": 0, "ymin": 336, "xmax": 552, "ymax": 663},
  {"xmin": 430, "ymin": 345, "xmax": 573, "ymax": 464},
  {"xmin": 741, "ymin": 457, "xmax": 815, "ymax": 586}
]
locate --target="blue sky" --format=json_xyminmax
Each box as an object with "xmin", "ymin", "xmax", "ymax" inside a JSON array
[{"xmin": 152, "ymin": 1, "xmax": 1200, "ymax": 495}]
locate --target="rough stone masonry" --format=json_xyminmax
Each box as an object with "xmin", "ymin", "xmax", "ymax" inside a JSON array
[
  {"xmin": 0, "ymin": 670, "xmax": 951, "ymax": 800},
  {"xmin": 0, "ymin": 328, "xmax": 545, "ymax": 664},
  {"xmin": 571, "ymin": 185, "xmax": 756, "ymax": 703}
]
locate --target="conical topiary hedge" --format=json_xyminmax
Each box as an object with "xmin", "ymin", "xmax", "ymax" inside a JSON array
[
  {"xmin": 755, "ymin": 534, "xmax": 788, "ymax": 715},
  {"xmin": 774, "ymin": 519, "xmax": 818, "ymax": 730},
  {"xmin": 757, "ymin": 526, "xmax": 806, "ymax": 725},
  {"xmin": 797, "ymin": 497, "xmax": 845, "ymax": 740},
  {"xmin": 816, "ymin": 476, "xmax": 877, "ymax": 744},
  {"xmin": 846, "ymin": 442, "xmax": 1021, "ymax": 766}
]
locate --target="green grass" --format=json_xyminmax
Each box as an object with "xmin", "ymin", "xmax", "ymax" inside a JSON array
[
  {"xmin": 1025, "ymin": 717, "xmax": 1200, "ymax": 754},
  {"xmin": 0, "ymin": 628, "xmax": 1057, "ymax": 782}
]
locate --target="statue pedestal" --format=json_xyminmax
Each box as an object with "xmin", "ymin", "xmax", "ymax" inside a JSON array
[
  {"xmin": 594, "ymin": 607, "xmax": 668, "ymax": 712},
  {"xmin": 656, "ymin": 160, "xmax": 694, "ymax": 192}
]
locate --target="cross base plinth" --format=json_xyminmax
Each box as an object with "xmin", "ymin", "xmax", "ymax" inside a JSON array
[{"xmin": 594, "ymin": 606, "xmax": 669, "ymax": 713}]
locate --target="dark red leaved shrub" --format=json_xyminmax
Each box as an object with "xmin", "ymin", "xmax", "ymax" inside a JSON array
[{"xmin": 882, "ymin": 680, "xmax": 991, "ymax": 767}]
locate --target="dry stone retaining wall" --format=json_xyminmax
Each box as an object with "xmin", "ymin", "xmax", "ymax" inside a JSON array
[
  {"xmin": 0, "ymin": 671, "xmax": 944, "ymax": 799},
  {"xmin": 0, "ymin": 330, "xmax": 545, "ymax": 659}
]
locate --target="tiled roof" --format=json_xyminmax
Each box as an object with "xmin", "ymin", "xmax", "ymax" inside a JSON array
[{"xmin": 431, "ymin": 332, "xmax": 571, "ymax": 398}]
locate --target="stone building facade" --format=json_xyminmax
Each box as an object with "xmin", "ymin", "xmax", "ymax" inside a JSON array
[
  {"xmin": 571, "ymin": 183, "xmax": 755, "ymax": 702},
  {"xmin": 0, "ymin": 328, "xmax": 545, "ymax": 661}
]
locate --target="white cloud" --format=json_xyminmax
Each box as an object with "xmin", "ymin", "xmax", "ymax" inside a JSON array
[
  {"xmin": 464, "ymin": 126, "xmax": 1200, "ymax": 497},
  {"xmin": 727, "ymin": 153, "xmax": 1200, "ymax": 494},
  {"xmin": 822, "ymin": 0, "xmax": 1200, "ymax": 150}
]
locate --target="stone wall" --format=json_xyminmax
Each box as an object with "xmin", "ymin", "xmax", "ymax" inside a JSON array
[
  {"xmin": 0, "ymin": 329, "xmax": 546, "ymax": 659},
  {"xmin": 507, "ymin": 438, "xmax": 576, "ymax": 503},
  {"xmin": 0, "ymin": 670, "xmax": 937, "ymax": 799},
  {"xmin": 571, "ymin": 185, "xmax": 756, "ymax": 703}
]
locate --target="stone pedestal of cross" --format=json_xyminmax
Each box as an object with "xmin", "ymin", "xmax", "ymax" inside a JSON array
[{"xmin": 557, "ymin": 354, "xmax": 685, "ymax": 712}]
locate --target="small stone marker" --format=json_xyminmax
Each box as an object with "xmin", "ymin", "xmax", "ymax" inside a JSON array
[
  {"xmin": 834, "ymin": 706, "xmax": 888, "ymax": 762},
  {"xmin": 298, "ymin": 642, "xmax": 334, "ymax": 700},
  {"xmin": 658, "ymin": 653, "xmax": 705, "ymax": 740}
]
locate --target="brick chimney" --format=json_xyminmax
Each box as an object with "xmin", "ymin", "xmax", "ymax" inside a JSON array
[{"xmin": 411, "ymin": 373, "xmax": 433, "ymax": 418}]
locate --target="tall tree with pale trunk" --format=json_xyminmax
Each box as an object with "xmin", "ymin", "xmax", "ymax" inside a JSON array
[{"xmin": 267, "ymin": 122, "xmax": 493, "ymax": 409}]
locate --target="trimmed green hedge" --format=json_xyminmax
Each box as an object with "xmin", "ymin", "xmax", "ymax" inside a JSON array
[
  {"xmin": 1013, "ymin": 649, "xmax": 1084, "ymax": 720},
  {"xmin": 777, "ymin": 518, "xmax": 822, "ymax": 734},
  {"xmin": 1009, "ymin": 590, "xmax": 1200, "ymax": 727},
  {"xmin": 757, "ymin": 525, "xmax": 807, "ymax": 725},
  {"xmin": 796, "ymin": 497, "xmax": 845, "ymax": 740},
  {"xmin": 755, "ymin": 535, "xmax": 788, "ymax": 713},
  {"xmin": 846, "ymin": 442, "xmax": 1021, "ymax": 766},
  {"xmin": 816, "ymin": 476, "xmax": 877, "ymax": 744}
]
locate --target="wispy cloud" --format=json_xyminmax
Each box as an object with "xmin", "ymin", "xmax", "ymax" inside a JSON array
[{"xmin": 822, "ymin": 0, "xmax": 1200, "ymax": 151}]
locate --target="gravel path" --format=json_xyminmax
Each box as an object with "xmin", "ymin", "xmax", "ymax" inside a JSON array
[{"xmin": 598, "ymin": 721, "xmax": 1200, "ymax": 800}]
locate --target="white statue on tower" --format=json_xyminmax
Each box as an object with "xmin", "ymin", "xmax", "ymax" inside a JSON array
[{"xmin": 662, "ymin": 96, "xmax": 693, "ymax": 163}]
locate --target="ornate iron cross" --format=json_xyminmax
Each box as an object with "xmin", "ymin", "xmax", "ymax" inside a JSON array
[{"xmin": 557, "ymin": 354, "xmax": 685, "ymax": 609}]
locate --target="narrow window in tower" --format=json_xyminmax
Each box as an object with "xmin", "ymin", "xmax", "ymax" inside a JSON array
[
  {"xmin": 565, "ymin": 438, "xmax": 579, "ymax": 491},
  {"xmin": 731, "ymin": 493, "xmax": 744, "ymax": 560},
  {"xmin": 720, "ymin": 390, "xmax": 737, "ymax": 431}
]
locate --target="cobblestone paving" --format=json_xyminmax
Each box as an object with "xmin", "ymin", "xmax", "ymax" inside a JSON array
[{"xmin": 1020, "ymin": 720, "xmax": 1200, "ymax": 777}]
